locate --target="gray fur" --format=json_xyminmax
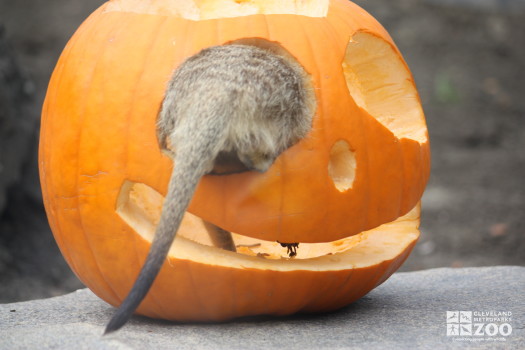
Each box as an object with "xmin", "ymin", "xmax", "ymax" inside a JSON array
[
  {"xmin": 202, "ymin": 221, "xmax": 237, "ymax": 253},
  {"xmin": 104, "ymin": 44, "xmax": 315, "ymax": 334}
]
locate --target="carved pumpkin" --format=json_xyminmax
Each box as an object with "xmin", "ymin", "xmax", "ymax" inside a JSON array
[{"xmin": 40, "ymin": 0, "xmax": 430, "ymax": 321}]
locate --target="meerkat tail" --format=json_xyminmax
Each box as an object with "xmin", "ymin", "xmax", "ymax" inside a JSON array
[
  {"xmin": 104, "ymin": 43, "xmax": 315, "ymax": 334},
  {"xmin": 104, "ymin": 132, "xmax": 222, "ymax": 334}
]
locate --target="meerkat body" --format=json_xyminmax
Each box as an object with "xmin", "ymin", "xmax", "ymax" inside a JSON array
[{"xmin": 105, "ymin": 44, "xmax": 315, "ymax": 333}]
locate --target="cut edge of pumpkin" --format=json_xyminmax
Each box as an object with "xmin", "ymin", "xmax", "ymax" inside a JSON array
[
  {"xmin": 328, "ymin": 139, "xmax": 357, "ymax": 192},
  {"xmin": 343, "ymin": 31, "xmax": 428, "ymax": 143},
  {"xmin": 116, "ymin": 181, "xmax": 420, "ymax": 271},
  {"xmin": 103, "ymin": 0, "xmax": 329, "ymax": 20}
]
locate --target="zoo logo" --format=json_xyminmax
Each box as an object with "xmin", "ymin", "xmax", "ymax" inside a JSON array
[{"xmin": 446, "ymin": 311, "xmax": 513, "ymax": 338}]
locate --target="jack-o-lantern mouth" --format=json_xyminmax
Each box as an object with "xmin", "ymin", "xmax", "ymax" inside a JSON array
[{"xmin": 116, "ymin": 181, "xmax": 420, "ymax": 268}]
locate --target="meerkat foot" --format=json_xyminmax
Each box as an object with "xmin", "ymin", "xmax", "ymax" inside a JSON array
[{"xmin": 203, "ymin": 221, "xmax": 237, "ymax": 252}]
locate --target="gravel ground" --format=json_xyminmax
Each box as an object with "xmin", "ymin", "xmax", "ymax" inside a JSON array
[{"xmin": 0, "ymin": 0, "xmax": 524, "ymax": 302}]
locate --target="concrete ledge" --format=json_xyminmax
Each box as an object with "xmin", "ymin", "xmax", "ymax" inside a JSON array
[{"xmin": 1, "ymin": 267, "xmax": 524, "ymax": 349}]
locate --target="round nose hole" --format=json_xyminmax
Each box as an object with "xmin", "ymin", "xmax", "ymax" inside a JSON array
[{"xmin": 328, "ymin": 140, "xmax": 356, "ymax": 192}]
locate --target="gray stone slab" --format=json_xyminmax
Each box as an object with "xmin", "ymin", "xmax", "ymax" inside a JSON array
[{"xmin": 1, "ymin": 267, "xmax": 524, "ymax": 350}]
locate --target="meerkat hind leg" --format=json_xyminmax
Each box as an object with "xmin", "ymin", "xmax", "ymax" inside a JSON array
[{"xmin": 202, "ymin": 221, "xmax": 237, "ymax": 252}]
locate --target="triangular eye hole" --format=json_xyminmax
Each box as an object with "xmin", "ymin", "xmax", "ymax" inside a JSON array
[{"xmin": 343, "ymin": 32, "xmax": 427, "ymax": 143}]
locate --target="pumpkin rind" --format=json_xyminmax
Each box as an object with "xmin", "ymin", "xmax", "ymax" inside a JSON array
[
  {"xmin": 111, "ymin": 181, "xmax": 422, "ymax": 320},
  {"xmin": 40, "ymin": 0, "xmax": 429, "ymax": 321}
]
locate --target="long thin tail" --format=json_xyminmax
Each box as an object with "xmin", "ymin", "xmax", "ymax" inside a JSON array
[{"xmin": 104, "ymin": 127, "xmax": 221, "ymax": 334}]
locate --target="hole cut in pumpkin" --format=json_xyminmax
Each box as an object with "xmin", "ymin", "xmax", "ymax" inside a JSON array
[
  {"xmin": 343, "ymin": 32, "xmax": 427, "ymax": 143},
  {"xmin": 116, "ymin": 181, "xmax": 368, "ymax": 260},
  {"xmin": 328, "ymin": 140, "xmax": 356, "ymax": 192},
  {"xmin": 104, "ymin": 0, "xmax": 329, "ymax": 20},
  {"xmin": 115, "ymin": 181, "xmax": 421, "ymax": 270}
]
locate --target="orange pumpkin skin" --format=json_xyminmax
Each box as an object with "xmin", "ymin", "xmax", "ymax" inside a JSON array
[{"xmin": 40, "ymin": 0, "xmax": 429, "ymax": 321}]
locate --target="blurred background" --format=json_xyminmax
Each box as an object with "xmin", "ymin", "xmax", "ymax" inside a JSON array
[{"xmin": 0, "ymin": 0, "xmax": 524, "ymax": 303}]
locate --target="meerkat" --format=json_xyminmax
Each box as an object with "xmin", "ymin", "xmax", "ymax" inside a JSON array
[{"xmin": 104, "ymin": 44, "xmax": 315, "ymax": 334}]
